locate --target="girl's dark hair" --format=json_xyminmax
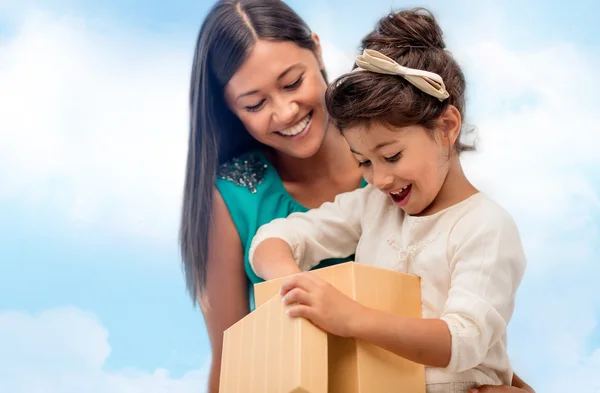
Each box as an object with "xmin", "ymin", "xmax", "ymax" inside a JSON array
[
  {"xmin": 180, "ymin": 0, "xmax": 324, "ymax": 304},
  {"xmin": 326, "ymin": 8, "xmax": 474, "ymax": 152}
]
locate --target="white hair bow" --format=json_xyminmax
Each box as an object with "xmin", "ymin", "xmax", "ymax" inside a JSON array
[{"xmin": 353, "ymin": 49, "xmax": 450, "ymax": 101}]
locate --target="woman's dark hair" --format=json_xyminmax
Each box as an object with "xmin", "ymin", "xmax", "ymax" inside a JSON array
[
  {"xmin": 326, "ymin": 8, "xmax": 474, "ymax": 152},
  {"xmin": 180, "ymin": 0, "xmax": 325, "ymax": 304}
]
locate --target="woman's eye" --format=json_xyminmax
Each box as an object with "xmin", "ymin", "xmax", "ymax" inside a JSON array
[
  {"xmin": 358, "ymin": 160, "xmax": 371, "ymax": 167},
  {"xmin": 245, "ymin": 100, "xmax": 265, "ymax": 112},
  {"xmin": 284, "ymin": 76, "xmax": 303, "ymax": 90}
]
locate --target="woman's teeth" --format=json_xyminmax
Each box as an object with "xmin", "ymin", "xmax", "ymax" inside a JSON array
[{"xmin": 278, "ymin": 113, "xmax": 311, "ymax": 136}]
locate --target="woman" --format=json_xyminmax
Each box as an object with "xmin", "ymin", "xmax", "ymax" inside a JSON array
[{"xmin": 179, "ymin": 1, "xmax": 535, "ymax": 392}]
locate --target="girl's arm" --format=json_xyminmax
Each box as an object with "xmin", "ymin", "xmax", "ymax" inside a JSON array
[
  {"xmin": 250, "ymin": 187, "xmax": 373, "ymax": 280},
  {"xmin": 349, "ymin": 208, "xmax": 527, "ymax": 372},
  {"xmin": 251, "ymin": 238, "xmax": 303, "ymax": 280},
  {"xmin": 353, "ymin": 308, "xmax": 452, "ymax": 367},
  {"xmin": 202, "ymin": 188, "xmax": 251, "ymax": 393}
]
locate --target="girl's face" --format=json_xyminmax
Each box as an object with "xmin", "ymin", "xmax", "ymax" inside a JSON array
[
  {"xmin": 224, "ymin": 38, "xmax": 329, "ymax": 159},
  {"xmin": 343, "ymin": 109, "xmax": 460, "ymax": 216}
]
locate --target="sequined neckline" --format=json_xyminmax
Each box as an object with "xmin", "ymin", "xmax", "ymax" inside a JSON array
[
  {"xmin": 217, "ymin": 150, "xmax": 368, "ymax": 208},
  {"xmin": 216, "ymin": 153, "xmax": 268, "ymax": 194}
]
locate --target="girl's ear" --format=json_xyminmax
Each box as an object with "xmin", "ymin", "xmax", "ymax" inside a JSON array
[{"xmin": 439, "ymin": 105, "xmax": 461, "ymax": 147}]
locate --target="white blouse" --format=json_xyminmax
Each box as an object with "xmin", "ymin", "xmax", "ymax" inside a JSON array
[{"xmin": 249, "ymin": 185, "xmax": 527, "ymax": 387}]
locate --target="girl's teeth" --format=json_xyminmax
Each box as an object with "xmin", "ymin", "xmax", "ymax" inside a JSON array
[
  {"xmin": 392, "ymin": 184, "xmax": 410, "ymax": 195},
  {"xmin": 279, "ymin": 114, "xmax": 310, "ymax": 136}
]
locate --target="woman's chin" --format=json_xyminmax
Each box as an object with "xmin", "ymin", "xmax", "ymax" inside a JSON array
[{"xmin": 271, "ymin": 131, "xmax": 326, "ymax": 159}]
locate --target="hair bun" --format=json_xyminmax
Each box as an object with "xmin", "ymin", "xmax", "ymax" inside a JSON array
[{"xmin": 368, "ymin": 8, "xmax": 445, "ymax": 51}]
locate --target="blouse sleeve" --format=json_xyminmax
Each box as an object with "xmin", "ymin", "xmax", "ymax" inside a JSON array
[
  {"xmin": 249, "ymin": 186, "xmax": 372, "ymax": 273},
  {"xmin": 441, "ymin": 204, "xmax": 527, "ymax": 373}
]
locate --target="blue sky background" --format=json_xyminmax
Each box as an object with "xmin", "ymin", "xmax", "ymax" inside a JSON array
[{"xmin": 1, "ymin": 1, "xmax": 599, "ymax": 392}]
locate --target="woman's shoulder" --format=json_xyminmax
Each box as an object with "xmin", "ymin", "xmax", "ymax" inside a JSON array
[{"xmin": 215, "ymin": 149, "xmax": 303, "ymax": 232}]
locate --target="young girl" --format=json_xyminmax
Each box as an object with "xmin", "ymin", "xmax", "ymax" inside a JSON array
[{"xmin": 248, "ymin": 8, "xmax": 527, "ymax": 393}]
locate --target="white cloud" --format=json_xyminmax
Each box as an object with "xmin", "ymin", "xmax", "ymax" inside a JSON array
[
  {"xmin": 0, "ymin": 8, "xmax": 190, "ymax": 245},
  {"xmin": 321, "ymin": 39, "xmax": 355, "ymax": 80},
  {"xmin": 303, "ymin": 3, "xmax": 356, "ymax": 80},
  {"xmin": 0, "ymin": 307, "xmax": 209, "ymax": 393},
  {"xmin": 457, "ymin": 38, "xmax": 600, "ymax": 269}
]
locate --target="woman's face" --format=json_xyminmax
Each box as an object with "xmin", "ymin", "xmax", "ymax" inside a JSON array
[{"xmin": 224, "ymin": 37, "xmax": 329, "ymax": 159}]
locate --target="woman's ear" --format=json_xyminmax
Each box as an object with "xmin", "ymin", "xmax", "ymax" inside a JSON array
[{"xmin": 311, "ymin": 32, "xmax": 324, "ymax": 69}]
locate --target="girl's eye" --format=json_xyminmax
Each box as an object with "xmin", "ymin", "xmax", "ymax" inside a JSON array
[
  {"xmin": 358, "ymin": 160, "xmax": 371, "ymax": 167},
  {"xmin": 284, "ymin": 76, "xmax": 303, "ymax": 90},
  {"xmin": 385, "ymin": 152, "xmax": 402, "ymax": 162},
  {"xmin": 245, "ymin": 100, "xmax": 265, "ymax": 112}
]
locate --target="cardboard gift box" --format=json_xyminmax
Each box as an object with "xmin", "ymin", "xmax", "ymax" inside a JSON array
[{"xmin": 219, "ymin": 262, "xmax": 426, "ymax": 393}]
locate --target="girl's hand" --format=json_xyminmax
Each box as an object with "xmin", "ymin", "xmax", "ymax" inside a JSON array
[{"xmin": 279, "ymin": 272, "xmax": 365, "ymax": 337}]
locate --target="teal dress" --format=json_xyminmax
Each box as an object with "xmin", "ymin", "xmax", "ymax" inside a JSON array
[{"xmin": 216, "ymin": 149, "xmax": 368, "ymax": 311}]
